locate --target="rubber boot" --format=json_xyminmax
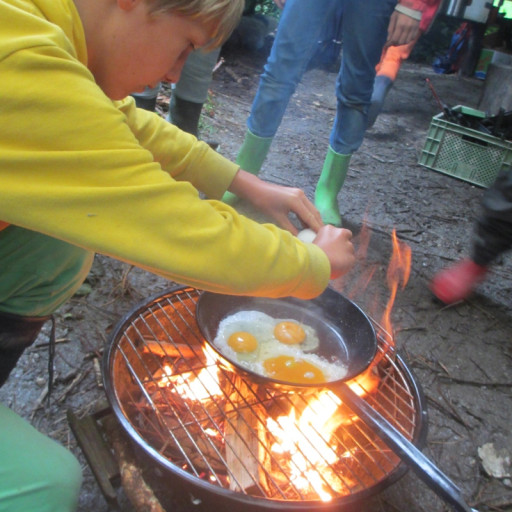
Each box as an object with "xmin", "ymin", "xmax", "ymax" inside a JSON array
[
  {"xmin": 429, "ymin": 259, "xmax": 488, "ymax": 304},
  {"xmin": 168, "ymin": 95, "xmax": 203, "ymax": 137},
  {"xmin": 222, "ymin": 129, "xmax": 273, "ymax": 205},
  {"xmin": 367, "ymin": 75, "xmax": 394, "ymax": 129},
  {"xmin": 314, "ymin": 148, "xmax": 351, "ymax": 227},
  {"xmin": 132, "ymin": 94, "xmax": 157, "ymax": 112},
  {"xmin": 132, "ymin": 84, "xmax": 161, "ymax": 112}
]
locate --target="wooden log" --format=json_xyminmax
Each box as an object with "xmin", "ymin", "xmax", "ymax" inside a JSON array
[
  {"xmin": 478, "ymin": 62, "xmax": 512, "ymax": 115},
  {"xmin": 102, "ymin": 414, "xmax": 166, "ymax": 512},
  {"xmin": 224, "ymin": 380, "xmax": 267, "ymax": 493},
  {"xmin": 142, "ymin": 339, "xmax": 198, "ymax": 359}
]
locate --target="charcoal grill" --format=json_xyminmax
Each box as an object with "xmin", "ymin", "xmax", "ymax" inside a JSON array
[{"xmin": 103, "ymin": 286, "xmax": 428, "ymax": 511}]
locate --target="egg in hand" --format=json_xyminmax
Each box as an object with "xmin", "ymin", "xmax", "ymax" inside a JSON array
[{"xmin": 213, "ymin": 310, "xmax": 347, "ymax": 384}]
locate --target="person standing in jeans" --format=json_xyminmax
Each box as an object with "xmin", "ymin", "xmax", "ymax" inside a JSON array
[{"xmin": 226, "ymin": 0, "xmax": 439, "ymax": 227}]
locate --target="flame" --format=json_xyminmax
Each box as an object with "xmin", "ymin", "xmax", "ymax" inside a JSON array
[
  {"xmin": 336, "ymin": 222, "xmax": 412, "ymax": 349},
  {"xmin": 156, "ymin": 346, "xmax": 222, "ymax": 400},
  {"xmin": 347, "ymin": 367, "xmax": 380, "ymax": 397},
  {"xmin": 381, "ymin": 230, "xmax": 411, "ymax": 337},
  {"xmin": 267, "ymin": 390, "xmax": 351, "ymax": 501}
]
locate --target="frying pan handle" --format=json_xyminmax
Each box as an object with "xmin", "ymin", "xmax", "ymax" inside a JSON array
[{"xmin": 337, "ymin": 383, "xmax": 477, "ymax": 512}]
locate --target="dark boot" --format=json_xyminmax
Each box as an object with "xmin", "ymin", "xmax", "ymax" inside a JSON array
[
  {"xmin": 132, "ymin": 94, "xmax": 157, "ymax": 112},
  {"xmin": 168, "ymin": 95, "xmax": 203, "ymax": 137},
  {"xmin": 0, "ymin": 312, "xmax": 49, "ymax": 387}
]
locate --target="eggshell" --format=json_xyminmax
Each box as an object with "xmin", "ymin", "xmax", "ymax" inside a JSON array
[{"xmin": 297, "ymin": 229, "xmax": 317, "ymax": 243}]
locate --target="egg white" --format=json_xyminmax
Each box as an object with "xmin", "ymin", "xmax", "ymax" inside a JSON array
[{"xmin": 213, "ymin": 310, "xmax": 347, "ymax": 382}]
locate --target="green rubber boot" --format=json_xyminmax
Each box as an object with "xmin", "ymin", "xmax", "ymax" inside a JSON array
[
  {"xmin": 222, "ymin": 130, "xmax": 273, "ymax": 204},
  {"xmin": 314, "ymin": 148, "xmax": 351, "ymax": 227}
]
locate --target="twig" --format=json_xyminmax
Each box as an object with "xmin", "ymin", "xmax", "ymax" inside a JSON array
[
  {"xmin": 93, "ymin": 357, "xmax": 103, "ymax": 389},
  {"xmin": 212, "ymin": 57, "xmax": 225, "ymax": 73},
  {"xmin": 438, "ymin": 375, "xmax": 512, "ymax": 388},
  {"xmin": 473, "ymin": 492, "xmax": 512, "ymax": 511},
  {"xmin": 425, "ymin": 392, "xmax": 469, "ymax": 428},
  {"xmin": 56, "ymin": 370, "xmax": 90, "ymax": 404},
  {"xmin": 30, "ymin": 384, "xmax": 49, "ymax": 420},
  {"xmin": 33, "ymin": 338, "xmax": 70, "ymax": 349},
  {"xmin": 437, "ymin": 385, "xmax": 471, "ymax": 429},
  {"xmin": 224, "ymin": 66, "xmax": 245, "ymax": 83},
  {"xmin": 369, "ymin": 155, "xmax": 396, "ymax": 164}
]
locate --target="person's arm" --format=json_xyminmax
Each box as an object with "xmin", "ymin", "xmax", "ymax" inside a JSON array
[
  {"xmin": 386, "ymin": 0, "xmax": 440, "ymax": 46},
  {"xmin": 385, "ymin": 0, "xmax": 441, "ymax": 48},
  {"xmin": 116, "ymin": 97, "xmax": 239, "ymax": 199},
  {"xmin": 227, "ymin": 170, "xmax": 323, "ymax": 234},
  {"xmin": 1, "ymin": 44, "xmax": 341, "ymax": 299}
]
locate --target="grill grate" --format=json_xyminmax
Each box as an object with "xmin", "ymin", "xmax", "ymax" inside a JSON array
[{"xmin": 105, "ymin": 287, "xmax": 426, "ymax": 507}]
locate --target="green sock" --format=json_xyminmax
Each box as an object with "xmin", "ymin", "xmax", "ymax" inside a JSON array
[
  {"xmin": 314, "ymin": 148, "xmax": 351, "ymax": 227},
  {"xmin": 222, "ymin": 130, "xmax": 273, "ymax": 205}
]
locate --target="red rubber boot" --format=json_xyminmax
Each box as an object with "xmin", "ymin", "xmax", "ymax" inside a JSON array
[{"xmin": 430, "ymin": 259, "xmax": 488, "ymax": 304}]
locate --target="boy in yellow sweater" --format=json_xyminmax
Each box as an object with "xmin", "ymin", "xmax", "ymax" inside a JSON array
[{"xmin": 0, "ymin": 0, "xmax": 355, "ymax": 509}]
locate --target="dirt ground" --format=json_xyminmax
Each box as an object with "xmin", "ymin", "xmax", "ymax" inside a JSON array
[{"xmin": 1, "ymin": 42, "xmax": 511, "ymax": 512}]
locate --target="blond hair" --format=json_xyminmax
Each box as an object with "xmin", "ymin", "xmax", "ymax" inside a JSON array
[{"xmin": 146, "ymin": 0, "xmax": 244, "ymax": 47}]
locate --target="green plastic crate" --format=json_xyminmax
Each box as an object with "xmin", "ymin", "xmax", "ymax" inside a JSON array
[{"xmin": 419, "ymin": 106, "xmax": 512, "ymax": 188}]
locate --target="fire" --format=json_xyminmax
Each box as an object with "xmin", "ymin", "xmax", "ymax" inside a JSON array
[
  {"xmin": 156, "ymin": 345, "xmax": 222, "ymax": 400},
  {"xmin": 382, "ymin": 230, "xmax": 411, "ymax": 336},
  {"xmin": 155, "ymin": 350, "xmax": 378, "ymax": 499},
  {"xmin": 267, "ymin": 390, "xmax": 348, "ymax": 501},
  {"xmin": 347, "ymin": 367, "xmax": 380, "ymax": 397},
  {"xmin": 337, "ymin": 222, "xmax": 412, "ymax": 346}
]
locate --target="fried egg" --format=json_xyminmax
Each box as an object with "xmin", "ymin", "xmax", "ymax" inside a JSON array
[{"xmin": 213, "ymin": 310, "xmax": 347, "ymax": 384}]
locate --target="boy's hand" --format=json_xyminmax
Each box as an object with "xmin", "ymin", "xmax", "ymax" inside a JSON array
[
  {"xmin": 227, "ymin": 170, "xmax": 323, "ymax": 234},
  {"xmin": 310, "ymin": 225, "xmax": 356, "ymax": 280}
]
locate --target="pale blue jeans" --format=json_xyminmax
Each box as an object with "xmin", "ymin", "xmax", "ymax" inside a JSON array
[{"xmin": 247, "ymin": 0, "xmax": 397, "ymax": 154}]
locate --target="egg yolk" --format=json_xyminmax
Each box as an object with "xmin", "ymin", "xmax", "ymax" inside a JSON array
[
  {"xmin": 263, "ymin": 355, "xmax": 326, "ymax": 384},
  {"xmin": 228, "ymin": 331, "xmax": 258, "ymax": 353},
  {"xmin": 274, "ymin": 321, "xmax": 306, "ymax": 345}
]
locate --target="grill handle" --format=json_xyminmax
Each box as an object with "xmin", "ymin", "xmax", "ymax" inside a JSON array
[{"xmin": 336, "ymin": 382, "xmax": 478, "ymax": 512}]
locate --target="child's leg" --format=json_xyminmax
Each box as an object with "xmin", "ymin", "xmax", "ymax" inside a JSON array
[{"xmin": 0, "ymin": 403, "xmax": 82, "ymax": 512}]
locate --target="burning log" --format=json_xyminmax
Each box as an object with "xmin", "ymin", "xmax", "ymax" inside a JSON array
[
  {"xmin": 224, "ymin": 379, "xmax": 268, "ymax": 493},
  {"xmin": 141, "ymin": 338, "xmax": 198, "ymax": 360}
]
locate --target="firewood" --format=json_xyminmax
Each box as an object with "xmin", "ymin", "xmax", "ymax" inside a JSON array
[
  {"xmin": 142, "ymin": 339, "xmax": 197, "ymax": 359},
  {"xmin": 102, "ymin": 415, "xmax": 166, "ymax": 512},
  {"xmin": 224, "ymin": 379, "xmax": 268, "ymax": 493}
]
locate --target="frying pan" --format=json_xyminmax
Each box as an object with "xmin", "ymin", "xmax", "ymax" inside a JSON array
[
  {"xmin": 197, "ymin": 286, "xmax": 377, "ymax": 385},
  {"xmin": 196, "ymin": 288, "xmax": 478, "ymax": 512}
]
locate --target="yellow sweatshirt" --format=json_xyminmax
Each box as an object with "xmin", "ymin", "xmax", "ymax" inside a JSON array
[{"xmin": 0, "ymin": 0, "xmax": 330, "ymax": 304}]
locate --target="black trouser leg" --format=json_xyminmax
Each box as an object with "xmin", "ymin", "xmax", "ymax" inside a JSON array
[
  {"xmin": 472, "ymin": 168, "xmax": 512, "ymax": 266},
  {"xmin": 0, "ymin": 312, "xmax": 49, "ymax": 388},
  {"xmin": 169, "ymin": 95, "xmax": 203, "ymax": 137}
]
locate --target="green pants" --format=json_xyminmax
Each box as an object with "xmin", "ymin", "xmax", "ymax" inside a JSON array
[
  {"xmin": 0, "ymin": 225, "xmax": 94, "ymax": 317},
  {"xmin": 0, "ymin": 403, "xmax": 82, "ymax": 511},
  {"xmin": 0, "ymin": 226, "xmax": 92, "ymax": 510}
]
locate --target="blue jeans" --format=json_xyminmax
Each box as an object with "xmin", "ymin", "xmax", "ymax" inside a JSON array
[{"xmin": 247, "ymin": 0, "xmax": 397, "ymax": 154}]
